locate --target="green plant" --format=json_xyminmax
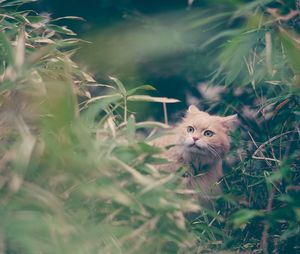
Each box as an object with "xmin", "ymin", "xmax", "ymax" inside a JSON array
[
  {"xmin": 0, "ymin": 1, "xmax": 199, "ymax": 253},
  {"xmin": 2, "ymin": 0, "xmax": 300, "ymax": 253},
  {"xmin": 186, "ymin": 0, "xmax": 300, "ymax": 253}
]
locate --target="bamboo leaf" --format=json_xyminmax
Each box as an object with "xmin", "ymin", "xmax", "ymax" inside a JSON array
[
  {"xmin": 47, "ymin": 24, "xmax": 77, "ymax": 35},
  {"xmin": 127, "ymin": 95, "xmax": 180, "ymax": 103},
  {"xmin": 109, "ymin": 76, "xmax": 127, "ymax": 95},
  {"xmin": 0, "ymin": 0, "xmax": 37, "ymax": 7},
  {"xmin": 85, "ymin": 94, "xmax": 122, "ymax": 105},
  {"xmin": 184, "ymin": 12, "xmax": 231, "ymax": 30},
  {"xmin": 26, "ymin": 15, "xmax": 46, "ymax": 24},
  {"xmin": 127, "ymin": 85, "xmax": 156, "ymax": 96},
  {"xmin": 81, "ymin": 94, "xmax": 122, "ymax": 123},
  {"xmin": 135, "ymin": 121, "xmax": 170, "ymax": 129},
  {"xmin": 0, "ymin": 31, "xmax": 15, "ymax": 66},
  {"xmin": 280, "ymin": 29, "xmax": 300, "ymax": 74},
  {"xmin": 52, "ymin": 16, "xmax": 85, "ymax": 22},
  {"xmin": 231, "ymin": 209, "xmax": 264, "ymax": 228},
  {"xmin": 232, "ymin": 0, "xmax": 273, "ymax": 19},
  {"xmin": 200, "ymin": 29, "xmax": 241, "ymax": 50},
  {"xmin": 126, "ymin": 114, "xmax": 136, "ymax": 143},
  {"xmin": 111, "ymin": 157, "xmax": 154, "ymax": 186}
]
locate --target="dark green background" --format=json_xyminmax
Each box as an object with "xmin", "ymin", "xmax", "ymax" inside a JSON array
[{"xmin": 27, "ymin": 0, "xmax": 234, "ymax": 121}]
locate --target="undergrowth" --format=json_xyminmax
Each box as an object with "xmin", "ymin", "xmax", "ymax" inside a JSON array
[{"xmin": 0, "ymin": 0, "xmax": 300, "ymax": 254}]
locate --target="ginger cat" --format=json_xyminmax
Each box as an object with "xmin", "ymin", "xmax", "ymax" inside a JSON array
[{"xmin": 155, "ymin": 105, "xmax": 238, "ymax": 202}]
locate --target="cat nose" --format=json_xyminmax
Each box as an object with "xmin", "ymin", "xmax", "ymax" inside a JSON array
[{"xmin": 192, "ymin": 137, "xmax": 199, "ymax": 142}]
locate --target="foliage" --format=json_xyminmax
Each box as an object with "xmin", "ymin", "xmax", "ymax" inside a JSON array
[
  {"xmin": 0, "ymin": 1, "xmax": 199, "ymax": 253},
  {"xmin": 186, "ymin": 0, "xmax": 300, "ymax": 253},
  {"xmin": 1, "ymin": 0, "xmax": 300, "ymax": 254}
]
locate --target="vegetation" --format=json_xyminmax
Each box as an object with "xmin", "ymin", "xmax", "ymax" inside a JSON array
[
  {"xmin": 0, "ymin": 1, "xmax": 199, "ymax": 253},
  {"xmin": 188, "ymin": 1, "xmax": 300, "ymax": 253},
  {"xmin": 0, "ymin": 0, "xmax": 299, "ymax": 253}
]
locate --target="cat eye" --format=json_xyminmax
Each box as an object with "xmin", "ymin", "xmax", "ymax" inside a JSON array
[
  {"xmin": 203, "ymin": 130, "xmax": 214, "ymax": 137},
  {"xmin": 186, "ymin": 126, "xmax": 195, "ymax": 133}
]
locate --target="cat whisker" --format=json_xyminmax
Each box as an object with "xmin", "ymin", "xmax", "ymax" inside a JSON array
[
  {"xmin": 205, "ymin": 145, "xmax": 215, "ymax": 156},
  {"xmin": 207, "ymin": 145, "xmax": 221, "ymax": 160},
  {"xmin": 208, "ymin": 148, "xmax": 219, "ymax": 159},
  {"xmin": 211, "ymin": 148, "xmax": 222, "ymax": 160}
]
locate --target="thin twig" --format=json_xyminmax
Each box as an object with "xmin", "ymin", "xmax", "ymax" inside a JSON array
[
  {"xmin": 252, "ymin": 130, "xmax": 296, "ymax": 162},
  {"xmin": 257, "ymin": 131, "xmax": 298, "ymax": 253},
  {"xmin": 248, "ymin": 132, "xmax": 272, "ymax": 166}
]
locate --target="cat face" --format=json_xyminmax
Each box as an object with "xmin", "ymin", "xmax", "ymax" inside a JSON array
[{"xmin": 175, "ymin": 105, "xmax": 238, "ymax": 160}]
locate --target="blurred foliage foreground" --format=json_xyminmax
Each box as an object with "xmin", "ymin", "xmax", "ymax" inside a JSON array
[{"xmin": 0, "ymin": 0, "xmax": 300, "ymax": 254}]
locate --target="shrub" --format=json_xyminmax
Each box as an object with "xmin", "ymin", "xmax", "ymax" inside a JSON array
[
  {"xmin": 187, "ymin": 1, "xmax": 300, "ymax": 253},
  {"xmin": 1, "ymin": 1, "xmax": 300, "ymax": 253},
  {"xmin": 0, "ymin": 1, "xmax": 198, "ymax": 253}
]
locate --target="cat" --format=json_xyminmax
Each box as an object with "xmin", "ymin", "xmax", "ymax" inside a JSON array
[{"xmin": 154, "ymin": 105, "xmax": 238, "ymax": 202}]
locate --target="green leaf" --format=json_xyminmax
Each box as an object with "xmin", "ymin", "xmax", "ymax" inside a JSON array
[
  {"xmin": 26, "ymin": 44, "xmax": 58, "ymax": 65},
  {"xmin": 26, "ymin": 16, "xmax": 46, "ymax": 24},
  {"xmin": 47, "ymin": 24, "xmax": 76, "ymax": 35},
  {"xmin": 232, "ymin": 0, "xmax": 273, "ymax": 19},
  {"xmin": 0, "ymin": 31, "xmax": 15, "ymax": 66},
  {"xmin": 136, "ymin": 142, "xmax": 161, "ymax": 154},
  {"xmin": 81, "ymin": 94, "xmax": 122, "ymax": 123},
  {"xmin": 126, "ymin": 114, "xmax": 136, "ymax": 143},
  {"xmin": 109, "ymin": 76, "xmax": 127, "ymax": 95},
  {"xmin": 111, "ymin": 157, "xmax": 154, "ymax": 186},
  {"xmin": 135, "ymin": 121, "xmax": 170, "ymax": 129},
  {"xmin": 280, "ymin": 29, "xmax": 300, "ymax": 74},
  {"xmin": 217, "ymin": 28, "xmax": 264, "ymax": 85},
  {"xmin": 127, "ymin": 85, "xmax": 156, "ymax": 96},
  {"xmin": 51, "ymin": 16, "xmax": 85, "ymax": 22},
  {"xmin": 127, "ymin": 95, "xmax": 180, "ymax": 103},
  {"xmin": 184, "ymin": 12, "xmax": 231, "ymax": 30},
  {"xmin": 200, "ymin": 29, "xmax": 241, "ymax": 50},
  {"xmin": 231, "ymin": 209, "xmax": 264, "ymax": 228},
  {"xmin": 85, "ymin": 94, "xmax": 122, "ymax": 105},
  {"xmin": 0, "ymin": 0, "xmax": 37, "ymax": 7}
]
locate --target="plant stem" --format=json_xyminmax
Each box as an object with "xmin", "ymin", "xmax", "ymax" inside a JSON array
[
  {"xmin": 163, "ymin": 102, "xmax": 168, "ymax": 125},
  {"xmin": 261, "ymin": 186, "xmax": 276, "ymax": 254},
  {"xmin": 124, "ymin": 97, "xmax": 127, "ymax": 123}
]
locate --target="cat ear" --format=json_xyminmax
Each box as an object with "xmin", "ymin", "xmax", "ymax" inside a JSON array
[
  {"xmin": 219, "ymin": 114, "xmax": 239, "ymax": 130},
  {"xmin": 188, "ymin": 105, "xmax": 200, "ymax": 113}
]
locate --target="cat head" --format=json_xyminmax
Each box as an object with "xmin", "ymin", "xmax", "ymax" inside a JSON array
[{"xmin": 175, "ymin": 105, "xmax": 238, "ymax": 161}]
